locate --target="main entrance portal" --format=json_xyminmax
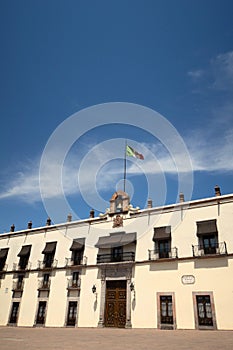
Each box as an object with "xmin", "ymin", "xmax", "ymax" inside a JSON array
[{"xmin": 105, "ymin": 280, "xmax": 126, "ymax": 328}]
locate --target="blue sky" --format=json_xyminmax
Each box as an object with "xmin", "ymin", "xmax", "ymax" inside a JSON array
[{"xmin": 0, "ymin": 0, "xmax": 233, "ymax": 232}]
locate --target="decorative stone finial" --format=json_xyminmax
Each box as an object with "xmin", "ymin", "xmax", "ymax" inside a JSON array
[
  {"xmin": 147, "ymin": 198, "xmax": 153, "ymax": 208},
  {"xmin": 46, "ymin": 217, "xmax": 51, "ymax": 226},
  {"xmin": 89, "ymin": 209, "xmax": 95, "ymax": 218},
  {"xmin": 67, "ymin": 213, "xmax": 72, "ymax": 222},
  {"xmin": 215, "ymin": 185, "xmax": 221, "ymax": 196},
  {"xmin": 179, "ymin": 192, "xmax": 185, "ymax": 203}
]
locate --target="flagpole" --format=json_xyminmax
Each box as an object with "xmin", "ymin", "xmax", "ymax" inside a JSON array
[{"xmin": 123, "ymin": 140, "xmax": 127, "ymax": 192}]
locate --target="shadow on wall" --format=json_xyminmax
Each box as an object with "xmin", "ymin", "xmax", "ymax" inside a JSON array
[
  {"xmin": 149, "ymin": 261, "xmax": 178, "ymax": 272},
  {"xmin": 194, "ymin": 257, "xmax": 228, "ymax": 269}
]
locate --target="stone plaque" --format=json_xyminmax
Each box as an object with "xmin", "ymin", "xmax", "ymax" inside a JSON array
[{"xmin": 181, "ymin": 275, "xmax": 195, "ymax": 285}]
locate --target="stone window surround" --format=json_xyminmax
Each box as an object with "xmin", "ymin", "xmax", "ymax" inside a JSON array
[
  {"xmin": 156, "ymin": 292, "xmax": 177, "ymax": 330},
  {"xmin": 192, "ymin": 291, "xmax": 217, "ymax": 330}
]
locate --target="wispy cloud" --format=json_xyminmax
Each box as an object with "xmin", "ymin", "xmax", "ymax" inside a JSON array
[
  {"xmin": 188, "ymin": 50, "xmax": 233, "ymax": 91},
  {"xmin": 1, "ymin": 48, "xmax": 233, "ymax": 205},
  {"xmin": 185, "ymin": 50, "xmax": 233, "ymax": 172},
  {"xmin": 211, "ymin": 51, "xmax": 233, "ymax": 90},
  {"xmin": 1, "ymin": 126, "xmax": 232, "ymax": 204},
  {"xmin": 187, "ymin": 69, "xmax": 204, "ymax": 80},
  {"xmin": 185, "ymin": 127, "xmax": 233, "ymax": 172}
]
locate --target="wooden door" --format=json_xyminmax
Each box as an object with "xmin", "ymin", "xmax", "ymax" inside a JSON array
[
  {"xmin": 105, "ymin": 280, "xmax": 126, "ymax": 328},
  {"xmin": 67, "ymin": 301, "xmax": 77, "ymax": 326},
  {"xmin": 9, "ymin": 302, "xmax": 20, "ymax": 324},
  {"xmin": 196, "ymin": 295, "xmax": 213, "ymax": 326},
  {"xmin": 160, "ymin": 295, "xmax": 173, "ymax": 325},
  {"xmin": 36, "ymin": 301, "xmax": 47, "ymax": 325}
]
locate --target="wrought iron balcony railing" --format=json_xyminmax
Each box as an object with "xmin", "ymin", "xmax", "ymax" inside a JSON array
[
  {"xmin": 13, "ymin": 262, "xmax": 32, "ymax": 271},
  {"xmin": 192, "ymin": 242, "xmax": 227, "ymax": 257},
  {"xmin": 65, "ymin": 256, "xmax": 87, "ymax": 267},
  {"xmin": 38, "ymin": 279, "xmax": 51, "ymax": 290},
  {"xmin": 67, "ymin": 278, "xmax": 81, "ymax": 289},
  {"xmin": 37, "ymin": 259, "xmax": 58, "ymax": 269},
  {"xmin": 148, "ymin": 247, "xmax": 178, "ymax": 260},
  {"xmin": 97, "ymin": 252, "xmax": 135, "ymax": 264},
  {"xmin": 12, "ymin": 280, "xmax": 24, "ymax": 291}
]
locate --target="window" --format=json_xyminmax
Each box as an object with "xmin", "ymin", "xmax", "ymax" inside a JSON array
[
  {"xmin": 193, "ymin": 292, "xmax": 217, "ymax": 329},
  {"xmin": 153, "ymin": 227, "xmax": 171, "ymax": 259},
  {"xmin": 42, "ymin": 242, "xmax": 57, "ymax": 268},
  {"xmin": 157, "ymin": 240, "xmax": 170, "ymax": 258},
  {"xmin": 66, "ymin": 301, "xmax": 77, "ymax": 326},
  {"xmin": 72, "ymin": 250, "xmax": 83, "ymax": 265},
  {"xmin": 196, "ymin": 220, "xmax": 218, "ymax": 255},
  {"xmin": 17, "ymin": 245, "xmax": 31, "ymax": 270},
  {"xmin": 19, "ymin": 256, "xmax": 29, "ymax": 269},
  {"xmin": 111, "ymin": 246, "xmax": 123, "ymax": 262},
  {"xmin": 202, "ymin": 235, "xmax": 217, "ymax": 255},
  {"xmin": 36, "ymin": 301, "xmax": 47, "ymax": 325},
  {"xmin": 17, "ymin": 275, "xmax": 24, "ymax": 289},
  {"xmin": 160, "ymin": 296, "xmax": 173, "ymax": 325},
  {"xmin": 0, "ymin": 248, "xmax": 9, "ymax": 271},
  {"xmin": 44, "ymin": 254, "xmax": 54, "ymax": 268},
  {"xmin": 196, "ymin": 295, "xmax": 213, "ymax": 326},
  {"xmin": 157, "ymin": 292, "xmax": 176, "ymax": 329},
  {"xmin": 69, "ymin": 239, "xmax": 85, "ymax": 265},
  {"xmin": 72, "ymin": 272, "xmax": 79, "ymax": 287},
  {"xmin": 9, "ymin": 302, "xmax": 20, "ymax": 324},
  {"xmin": 42, "ymin": 273, "xmax": 50, "ymax": 288}
]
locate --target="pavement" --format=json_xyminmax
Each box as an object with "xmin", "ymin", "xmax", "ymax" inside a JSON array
[{"xmin": 1, "ymin": 327, "xmax": 233, "ymax": 350}]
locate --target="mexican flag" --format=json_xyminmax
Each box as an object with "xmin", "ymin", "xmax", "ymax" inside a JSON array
[{"xmin": 126, "ymin": 145, "xmax": 144, "ymax": 160}]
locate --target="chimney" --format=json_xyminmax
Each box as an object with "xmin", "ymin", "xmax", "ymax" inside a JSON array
[
  {"xmin": 67, "ymin": 213, "xmax": 72, "ymax": 222},
  {"xmin": 215, "ymin": 185, "xmax": 221, "ymax": 196},
  {"xmin": 27, "ymin": 221, "xmax": 32, "ymax": 229},
  {"xmin": 147, "ymin": 198, "xmax": 153, "ymax": 208},
  {"xmin": 10, "ymin": 224, "xmax": 15, "ymax": 232},
  {"xmin": 89, "ymin": 209, "xmax": 95, "ymax": 218},
  {"xmin": 46, "ymin": 217, "xmax": 51, "ymax": 226},
  {"xmin": 179, "ymin": 192, "xmax": 185, "ymax": 203}
]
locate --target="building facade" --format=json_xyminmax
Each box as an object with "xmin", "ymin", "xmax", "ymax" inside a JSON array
[{"xmin": 0, "ymin": 187, "xmax": 233, "ymax": 330}]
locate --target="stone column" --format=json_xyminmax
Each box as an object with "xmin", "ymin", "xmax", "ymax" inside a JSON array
[
  {"xmin": 125, "ymin": 278, "xmax": 132, "ymax": 328},
  {"xmin": 98, "ymin": 276, "xmax": 106, "ymax": 327}
]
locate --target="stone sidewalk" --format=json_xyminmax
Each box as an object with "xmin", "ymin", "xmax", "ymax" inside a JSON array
[{"xmin": 1, "ymin": 327, "xmax": 233, "ymax": 350}]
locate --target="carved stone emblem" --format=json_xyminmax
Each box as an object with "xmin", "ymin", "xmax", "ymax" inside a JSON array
[{"xmin": 113, "ymin": 214, "xmax": 123, "ymax": 228}]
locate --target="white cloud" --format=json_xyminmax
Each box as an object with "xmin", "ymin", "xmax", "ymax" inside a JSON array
[
  {"xmin": 188, "ymin": 50, "xmax": 233, "ymax": 91},
  {"xmin": 211, "ymin": 51, "xmax": 233, "ymax": 90},
  {"xmin": 185, "ymin": 127, "xmax": 233, "ymax": 172},
  {"xmin": 0, "ymin": 171, "xmax": 40, "ymax": 202},
  {"xmin": 187, "ymin": 69, "xmax": 204, "ymax": 80},
  {"xmin": 185, "ymin": 50, "xmax": 233, "ymax": 173},
  {"xmin": 0, "ymin": 127, "xmax": 233, "ymax": 203}
]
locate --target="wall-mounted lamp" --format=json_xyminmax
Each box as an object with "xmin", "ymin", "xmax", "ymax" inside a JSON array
[
  {"xmin": 130, "ymin": 282, "xmax": 135, "ymax": 292},
  {"xmin": 92, "ymin": 284, "xmax": 96, "ymax": 294}
]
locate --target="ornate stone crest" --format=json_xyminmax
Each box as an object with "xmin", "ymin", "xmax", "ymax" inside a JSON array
[{"xmin": 113, "ymin": 214, "xmax": 123, "ymax": 228}]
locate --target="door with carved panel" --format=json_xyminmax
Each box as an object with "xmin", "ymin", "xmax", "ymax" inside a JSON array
[{"xmin": 105, "ymin": 280, "xmax": 126, "ymax": 328}]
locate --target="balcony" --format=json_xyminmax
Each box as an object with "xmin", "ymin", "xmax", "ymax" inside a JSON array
[
  {"xmin": 148, "ymin": 247, "xmax": 178, "ymax": 260},
  {"xmin": 65, "ymin": 256, "xmax": 87, "ymax": 267},
  {"xmin": 38, "ymin": 259, "xmax": 58, "ymax": 270},
  {"xmin": 192, "ymin": 242, "xmax": 227, "ymax": 257},
  {"xmin": 38, "ymin": 279, "xmax": 51, "ymax": 290},
  {"xmin": 13, "ymin": 262, "xmax": 32, "ymax": 271},
  {"xmin": 97, "ymin": 252, "xmax": 135, "ymax": 264},
  {"xmin": 12, "ymin": 280, "xmax": 24, "ymax": 291},
  {"xmin": 67, "ymin": 278, "xmax": 81, "ymax": 290}
]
